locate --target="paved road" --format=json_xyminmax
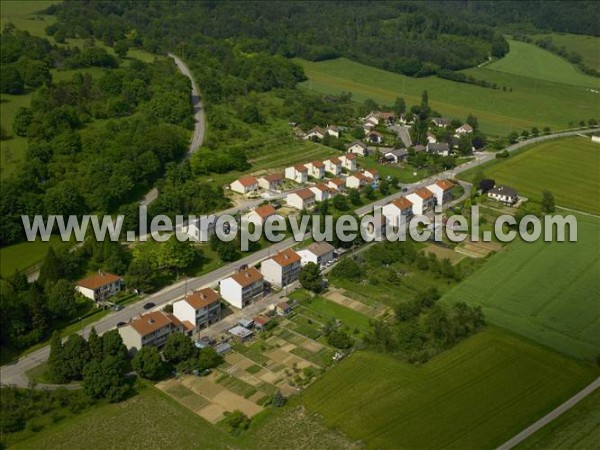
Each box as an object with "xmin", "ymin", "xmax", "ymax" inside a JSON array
[
  {"xmin": 389, "ymin": 124, "xmax": 412, "ymax": 147},
  {"xmin": 496, "ymin": 377, "xmax": 600, "ymax": 450},
  {"xmin": 140, "ymin": 53, "xmax": 205, "ymax": 207}
]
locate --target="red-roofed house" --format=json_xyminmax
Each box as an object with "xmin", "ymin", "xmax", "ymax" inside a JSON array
[
  {"xmin": 173, "ymin": 288, "xmax": 221, "ymax": 333},
  {"xmin": 230, "ymin": 175, "xmax": 258, "ymax": 195},
  {"xmin": 323, "ymin": 157, "xmax": 342, "ymax": 176},
  {"xmin": 305, "ymin": 160, "xmax": 325, "ymax": 179},
  {"xmin": 327, "ymin": 178, "xmax": 346, "ymax": 192},
  {"xmin": 261, "ymin": 248, "xmax": 302, "ymax": 287},
  {"xmin": 363, "ymin": 168, "xmax": 380, "ymax": 181},
  {"xmin": 76, "ymin": 272, "xmax": 123, "ymax": 302},
  {"xmin": 258, "ymin": 173, "xmax": 283, "ymax": 191},
  {"xmin": 346, "ymin": 173, "xmax": 371, "ymax": 189},
  {"xmin": 243, "ymin": 204, "xmax": 279, "ymax": 225},
  {"xmin": 219, "ymin": 267, "xmax": 264, "ymax": 309},
  {"xmin": 286, "ymin": 188, "xmax": 316, "ymax": 210},
  {"xmin": 285, "ymin": 164, "xmax": 308, "ymax": 183},
  {"xmin": 118, "ymin": 311, "xmax": 184, "ymax": 352},
  {"xmin": 427, "ymin": 179, "xmax": 455, "ymax": 206},
  {"xmin": 382, "ymin": 197, "xmax": 414, "ymax": 227},
  {"xmin": 309, "ymin": 184, "xmax": 332, "ymax": 202},
  {"xmin": 339, "ymin": 153, "xmax": 357, "ymax": 171},
  {"xmin": 406, "ymin": 187, "xmax": 435, "ymax": 215}
]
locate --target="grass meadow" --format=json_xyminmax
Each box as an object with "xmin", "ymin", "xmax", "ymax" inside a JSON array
[
  {"xmin": 486, "ymin": 39, "xmax": 599, "ymax": 88},
  {"xmin": 459, "ymin": 136, "xmax": 600, "ymax": 214},
  {"xmin": 443, "ymin": 214, "xmax": 600, "ymax": 361},
  {"xmin": 297, "ymin": 56, "xmax": 599, "ymax": 137},
  {"xmin": 516, "ymin": 388, "xmax": 600, "ymax": 450},
  {"xmin": 532, "ymin": 33, "xmax": 600, "ymax": 72},
  {"xmin": 0, "ymin": 236, "xmax": 72, "ymax": 277},
  {"xmin": 300, "ymin": 327, "xmax": 598, "ymax": 450}
]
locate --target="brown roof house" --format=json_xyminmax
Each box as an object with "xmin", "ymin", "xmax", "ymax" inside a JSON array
[
  {"xmin": 260, "ymin": 248, "xmax": 302, "ymax": 288},
  {"xmin": 118, "ymin": 311, "xmax": 184, "ymax": 353},
  {"xmin": 219, "ymin": 267, "xmax": 264, "ymax": 309},
  {"xmin": 172, "ymin": 288, "xmax": 222, "ymax": 333},
  {"xmin": 76, "ymin": 272, "xmax": 123, "ymax": 302}
]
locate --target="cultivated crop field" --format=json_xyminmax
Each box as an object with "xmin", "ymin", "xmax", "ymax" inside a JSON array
[
  {"xmin": 443, "ymin": 214, "xmax": 600, "ymax": 360},
  {"xmin": 300, "ymin": 327, "xmax": 599, "ymax": 450},
  {"xmin": 298, "ymin": 57, "xmax": 599, "ymax": 137},
  {"xmin": 486, "ymin": 39, "xmax": 599, "ymax": 88},
  {"xmin": 460, "ymin": 136, "xmax": 600, "ymax": 215},
  {"xmin": 516, "ymin": 388, "xmax": 600, "ymax": 450}
]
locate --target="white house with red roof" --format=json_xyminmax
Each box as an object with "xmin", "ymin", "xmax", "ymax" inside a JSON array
[
  {"xmin": 363, "ymin": 168, "xmax": 380, "ymax": 181},
  {"xmin": 285, "ymin": 164, "xmax": 308, "ymax": 183},
  {"xmin": 327, "ymin": 178, "xmax": 346, "ymax": 192},
  {"xmin": 382, "ymin": 197, "xmax": 414, "ymax": 227},
  {"xmin": 339, "ymin": 153, "xmax": 357, "ymax": 171},
  {"xmin": 75, "ymin": 272, "xmax": 123, "ymax": 302},
  {"xmin": 323, "ymin": 157, "xmax": 342, "ymax": 175},
  {"xmin": 325, "ymin": 125, "xmax": 340, "ymax": 138},
  {"xmin": 172, "ymin": 288, "xmax": 221, "ymax": 333},
  {"xmin": 118, "ymin": 311, "xmax": 184, "ymax": 352},
  {"xmin": 286, "ymin": 188, "xmax": 316, "ymax": 210},
  {"xmin": 243, "ymin": 204, "xmax": 279, "ymax": 225},
  {"xmin": 347, "ymin": 141, "xmax": 368, "ymax": 156},
  {"xmin": 260, "ymin": 248, "xmax": 302, "ymax": 287},
  {"xmin": 305, "ymin": 160, "xmax": 325, "ymax": 179},
  {"xmin": 346, "ymin": 173, "xmax": 371, "ymax": 189},
  {"xmin": 257, "ymin": 173, "xmax": 283, "ymax": 191},
  {"xmin": 219, "ymin": 267, "xmax": 265, "ymax": 309},
  {"xmin": 406, "ymin": 187, "xmax": 436, "ymax": 215},
  {"xmin": 427, "ymin": 179, "xmax": 455, "ymax": 206},
  {"xmin": 230, "ymin": 175, "xmax": 258, "ymax": 195},
  {"xmin": 309, "ymin": 184, "xmax": 332, "ymax": 202}
]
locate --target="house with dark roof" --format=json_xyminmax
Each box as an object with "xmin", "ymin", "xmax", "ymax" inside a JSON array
[
  {"xmin": 488, "ymin": 185, "xmax": 518, "ymax": 205},
  {"xmin": 383, "ymin": 148, "xmax": 408, "ymax": 163},
  {"xmin": 297, "ymin": 241, "xmax": 335, "ymax": 267},
  {"xmin": 75, "ymin": 272, "xmax": 123, "ymax": 302},
  {"xmin": 426, "ymin": 142, "xmax": 451, "ymax": 156},
  {"xmin": 303, "ymin": 127, "xmax": 325, "ymax": 140},
  {"xmin": 431, "ymin": 117, "xmax": 451, "ymax": 128},
  {"xmin": 347, "ymin": 141, "xmax": 368, "ymax": 156}
]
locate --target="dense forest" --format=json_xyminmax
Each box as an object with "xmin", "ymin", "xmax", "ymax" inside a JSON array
[{"xmin": 46, "ymin": 0, "xmax": 507, "ymax": 78}]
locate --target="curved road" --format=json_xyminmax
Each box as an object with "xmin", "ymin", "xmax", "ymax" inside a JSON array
[{"xmin": 140, "ymin": 53, "xmax": 206, "ymax": 206}]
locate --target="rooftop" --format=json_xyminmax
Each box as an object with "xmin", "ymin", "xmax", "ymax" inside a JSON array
[
  {"xmin": 235, "ymin": 175, "xmax": 258, "ymax": 187},
  {"xmin": 391, "ymin": 197, "xmax": 413, "ymax": 210},
  {"xmin": 129, "ymin": 311, "xmax": 175, "ymax": 337},
  {"xmin": 435, "ymin": 179, "xmax": 454, "ymax": 190},
  {"xmin": 261, "ymin": 173, "xmax": 283, "ymax": 182},
  {"xmin": 293, "ymin": 188, "xmax": 316, "ymax": 200},
  {"xmin": 230, "ymin": 267, "xmax": 264, "ymax": 287},
  {"xmin": 270, "ymin": 248, "xmax": 301, "ymax": 267},
  {"xmin": 76, "ymin": 272, "xmax": 122, "ymax": 290},
  {"xmin": 252, "ymin": 204, "xmax": 277, "ymax": 219},
  {"xmin": 414, "ymin": 187, "xmax": 434, "ymax": 199},
  {"xmin": 184, "ymin": 288, "xmax": 220, "ymax": 309},
  {"xmin": 305, "ymin": 241, "xmax": 335, "ymax": 256}
]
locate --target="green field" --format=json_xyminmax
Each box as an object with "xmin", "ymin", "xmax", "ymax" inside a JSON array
[
  {"xmin": 487, "ymin": 39, "xmax": 599, "ymax": 88},
  {"xmin": 300, "ymin": 327, "xmax": 598, "ymax": 450},
  {"xmin": 460, "ymin": 136, "xmax": 600, "ymax": 214},
  {"xmin": 532, "ymin": 33, "xmax": 600, "ymax": 72},
  {"xmin": 517, "ymin": 388, "xmax": 600, "ymax": 450},
  {"xmin": 0, "ymin": 236, "xmax": 72, "ymax": 277},
  {"xmin": 443, "ymin": 214, "xmax": 600, "ymax": 360},
  {"xmin": 298, "ymin": 57, "xmax": 599, "ymax": 137}
]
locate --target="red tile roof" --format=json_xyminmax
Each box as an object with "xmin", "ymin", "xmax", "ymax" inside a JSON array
[
  {"xmin": 391, "ymin": 197, "xmax": 413, "ymax": 210},
  {"xmin": 262, "ymin": 173, "xmax": 282, "ymax": 182},
  {"xmin": 129, "ymin": 311, "xmax": 174, "ymax": 337},
  {"xmin": 271, "ymin": 248, "xmax": 301, "ymax": 267},
  {"xmin": 231, "ymin": 267, "xmax": 263, "ymax": 287},
  {"xmin": 311, "ymin": 160, "xmax": 324, "ymax": 168},
  {"xmin": 415, "ymin": 187, "xmax": 434, "ymax": 199},
  {"xmin": 436, "ymin": 179, "xmax": 454, "ymax": 190},
  {"xmin": 236, "ymin": 175, "xmax": 258, "ymax": 187},
  {"xmin": 329, "ymin": 178, "xmax": 345, "ymax": 186},
  {"xmin": 252, "ymin": 204, "xmax": 277, "ymax": 219},
  {"xmin": 185, "ymin": 288, "xmax": 220, "ymax": 309},
  {"xmin": 294, "ymin": 164, "xmax": 308, "ymax": 172},
  {"xmin": 294, "ymin": 188, "xmax": 315, "ymax": 200},
  {"xmin": 76, "ymin": 272, "xmax": 122, "ymax": 290}
]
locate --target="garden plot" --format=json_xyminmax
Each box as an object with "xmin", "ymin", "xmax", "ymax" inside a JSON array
[{"xmin": 323, "ymin": 288, "xmax": 388, "ymax": 318}]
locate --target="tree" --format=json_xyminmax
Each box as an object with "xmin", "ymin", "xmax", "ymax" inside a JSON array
[
  {"xmin": 332, "ymin": 194, "xmax": 349, "ymax": 211},
  {"xmin": 379, "ymin": 179, "xmax": 390, "ymax": 195},
  {"xmin": 196, "ymin": 347, "xmax": 224, "ymax": 371},
  {"xmin": 541, "ymin": 190, "xmax": 555, "ymax": 213},
  {"xmin": 0, "ymin": 65, "xmax": 24, "ymax": 94},
  {"xmin": 299, "ymin": 262, "xmax": 324, "ymax": 293},
  {"xmin": 393, "ymin": 97, "xmax": 406, "ymax": 116},
  {"xmin": 88, "ymin": 327, "xmax": 103, "ymax": 361},
  {"xmin": 272, "ymin": 390, "xmax": 286, "ymax": 407},
  {"xmin": 223, "ymin": 410, "xmax": 251, "ymax": 433},
  {"xmin": 326, "ymin": 330, "xmax": 353, "ymax": 349},
  {"xmin": 158, "ymin": 239, "xmax": 196, "ymax": 271},
  {"xmin": 83, "ymin": 355, "xmax": 129, "ymax": 402},
  {"xmin": 101, "ymin": 329, "xmax": 128, "ymax": 360},
  {"xmin": 38, "ymin": 247, "xmax": 61, "ymax": 286},
  {"xmin": 163, "ymin": 332, "xmax": 196, "ymax": 365},
  {"xmin": 114, "ymin": 40, "xmax": 129, "ymax": 58},
  {"xmin": 364, "ymin": 184, "xmax": 376, "ymax": 200},
  {"xmin": 466, "ymin": 113, "xmax": 479, "ymax": 131},
  {"xmin": 47, "ymin": 331, "xmax": 68, "ymax": 383},
  {"xmin": 62, "ymin": 334, "xmax": 91, "ymax": 380},
  {"xmin": 46, "ymin": 279, "xmax": 77, "ymax": 319},
  {"xmin": 132, "ymin": 346, "xmax": 165, "ymax": 380},
  {"xmin": 348, "ymin": 188, "xmax": 361, "ymax": 206},
  {"xmin": 457, "ymin": 135, "xmax": 472, "ymax": 155},
  {"xmin": 330, "ymin": 257, "xmax": 363, "ymax": 280}
]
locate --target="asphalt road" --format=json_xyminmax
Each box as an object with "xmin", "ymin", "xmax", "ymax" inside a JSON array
[
  {"xmin": 140, "ymin": 53, "xmax": 205, "ymax": 207},
  {"xmin": 496, "ymin": 377, "xmax": 600, "ymax": 450}
]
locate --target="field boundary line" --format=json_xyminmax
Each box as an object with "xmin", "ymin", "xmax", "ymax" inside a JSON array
[
  {"xmin": 495, "ymin": 376, "xmax": 600, "ymax": 450},
  {"xmin": 555, "ymin": 205, "xmax": 600, "ymax": 219}
]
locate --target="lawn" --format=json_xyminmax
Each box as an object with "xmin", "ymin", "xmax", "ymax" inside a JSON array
[
  {"xmin": 459, "ymin": 136, "xmax": 600, "ymax": 215},
  {"xmin": 516, "ymin": 388, "xmax": 600, "ymax": 450},
  {"xmin": 0, "ymin": 93, "xmax": 31, "ymax": 179},
  {"xmin": 443, "ymin": 214, "xmax": 600, "ymax": 361},
  {"xmin": 532, "ymin": 33, "xmax": 600, "ymax": 72},
  {"xmin": 0, "ymin": 235, "xmax": 73, "ymax": 277},
  {"xmin": 300, "ymin": 327, "xmax": 599, "ymax": 450},
  {"xmin": 486, "ymin": 39, "xmax": 599, "ymax": 88},
  {"xmin": 297, "ymin": 57, "xmax": 599, "ymax": 137}
]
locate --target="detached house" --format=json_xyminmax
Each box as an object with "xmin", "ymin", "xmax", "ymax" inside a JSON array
[
  {"xmin": 297, "ymin": 241, "xmax": 335, "ymax": 267},
  {"xmin": 260, "ymin": 248, "xmax": 302, "ymax": 288},
  {"xmin": 325, "ymin": 125, "xmax": 340, "ymax": 138},
  {"xmin": 119, "ymin": 311, "xmax": 184, "ymax": 353},
  {"xmin": 310, "ymin": 184, "xmax": 332, "ymax": 202},
  {"xmin": 432, "ymin": 117, "xmax": 450, "ymax": 128},
  {"xmin": 363, "ymin": 168, "xmax": 380, "ymax": 182},
  {"xmin": 365, "ymin": 130, "xmax": 383, "ymax": 144},
  {"xmin": 346, "ymin": 173, "xmax": 371, "ymax": 189},
  {"xmin": 427, "ymin": 179, "xmax": 454, "ymax": 207},
  {"xmin": 173, "ymin": 288, "xmax": 221, "ymax": 333},
  {"xmin": 230, "ymin": 176, "xmax": 258, "ymax": 195},
  {"xmin": 406, "ymin": 187, "xmax": 436, "ymax": 215},
  {"xmin": 286, "ymin": 188, "xmax": 316, "ymax": 210},
  {"xmin": 455, "ymin": 123, "xmax": 473, "ymax": 135},
  {"xmin": 382, "ymin": 197, "xmax": 414, "ymax": 227},
  {"xmin": 347, "ymin": 141, "xmax": 368, "ymax": 156},
  {"xmin": 76, "ymin": 272, "xmax": 123, "ymax": 302},
  {"xmin": 305, "ymin": 160, "xmax": 325, "ymax": 179},
  {"xmin": 323, "ymin": 157, "xmax": 342, "ymax": 175},
  {"xmin": 339, "ymin": 153, "xmax": 357, "ymax": 171},
  {"xmin": 488, "ymin": 185, "xmax": 518, "ymax": 205},
  {"xmin": 219, "ymin": 267, "xmax": 264, "ymax": 309},
  {"xmin": 258, "ymin": 173, "xmax": 283, "ymax": 191},
  {"xmin": 304, "ymin": 127, "xmax": 325, "ymax": 140},
  {"xmin": 383, "ymin": 148, "xmax": 408, "ymax": 163},
  {"xmin": 285, "ymin": 164, "xmax": 308, "ymax": 183},
  {"xmin": 426, "ymin": 142, "xmax": 451, "ymax": 156},
  {"xmin": 327, "ymin": 178, "xmax": 346, "ymax": 192},
  {"xmin": 377, "ymin": 111, "xmax": 395, "ymax": 124},
  {"xmin": 243, "ymin": 204, "xmax": 278, "ymax": 225},
  {"xmin": 364, "ymin": 113, "xmax": 379, "ymax": 126}
]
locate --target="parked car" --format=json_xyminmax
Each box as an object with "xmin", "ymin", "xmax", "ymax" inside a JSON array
[
  {"xmin": 116, "ymin": 322, "xmax": 126, "ymax": 328},
  {"xmin": 113, "ymin": 304, "xmax": 123, "ymax": 311},
  {"xmin": 143, "ymin": 302, "xmax": 155, "ymax": 310}
]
